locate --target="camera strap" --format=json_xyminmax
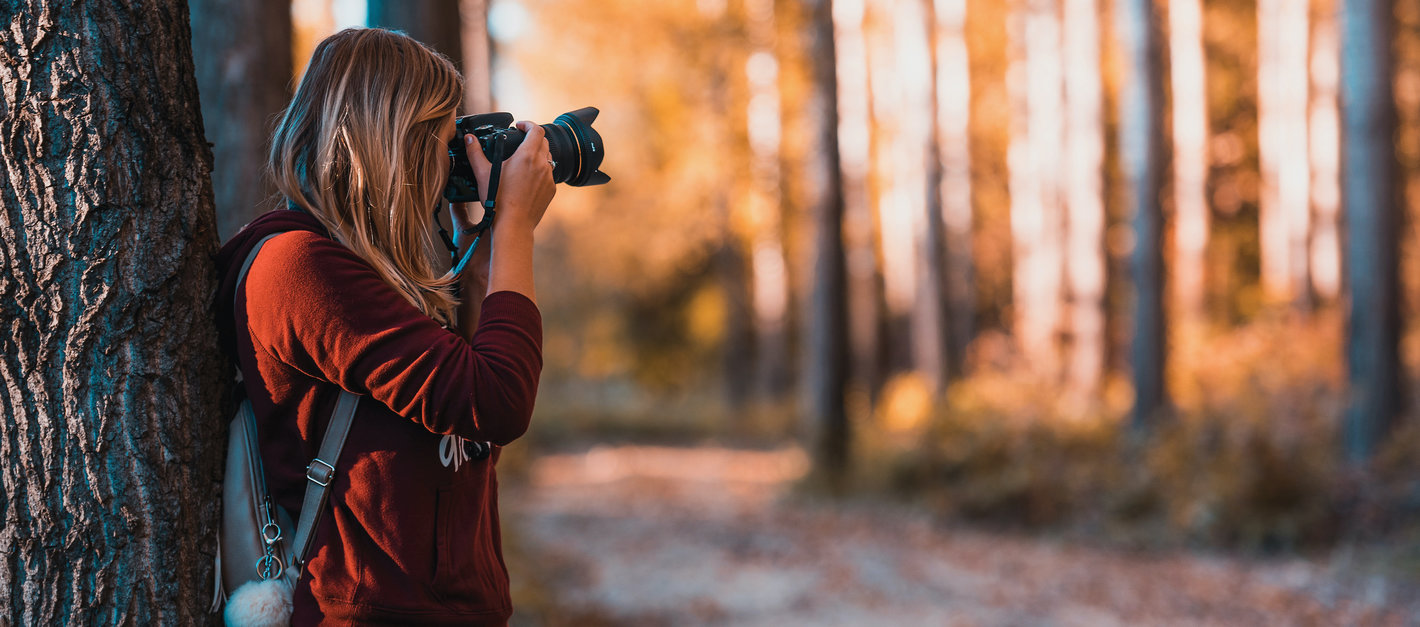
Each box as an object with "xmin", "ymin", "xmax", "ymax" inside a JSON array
[{"xmin": 448, "ymin": 133, "xmax": 508, "ymax": 277}]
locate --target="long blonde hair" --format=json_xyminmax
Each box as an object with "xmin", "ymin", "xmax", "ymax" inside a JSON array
[{"xmin": 270, "ymin": 28, "xmax": 463, "ymax": 324}]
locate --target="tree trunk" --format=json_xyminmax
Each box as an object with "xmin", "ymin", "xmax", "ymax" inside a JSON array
[
  {"xmin": 834, "ymin": 0, "xmax": 891, "ymax": 403},
  {"xmin": 1008, "ymin": 0, "xmax": 1066, "ymax": 379},
  {"xmin": 745, "ymin": 0, "xmax": 794, "ymax": 401},
  {"xmin": 932, "ymin": 0, "xmax": 975, "ymax": 385},
  {"xmin": 368, "ymin": 0, "xmax": 463, "ymax": 67},
  {"xmin": 1340, "ymin": 0, "xmax": 1401, "ymax": 462},
  {"xmin": 293, "ymin": 0, "xmax": 335, "ymax": 82},
  {"xmin": 1169, "ymin": 0, "xmax": 1210, "ymax": 319},
  {"xmin": 802, "ymin": 0, "xmax": 850, "ymax": 490},
  {"xmin": 192, "ymin": 0, "xmax": 293, "ymax": 241},
  {"xmin": 1115, "ymin": 0, "xmax": 1167, "ymax": 428},
  {"xmin": 719, "ymin": 209, "xmax": 757, "ymax": 409},
  {"xmin": 865, "ymin": 0, "xmax": 922, "ymax": 373},
  {"xmin": 1062, "ymin": 0, "xmax": 1106, "ymax": 399},
  {"xmin": 1258, "ymin": 0, "xmax": 1313, "ymax": 306},
  {"xmin": 1309, "ymin": 0, "xmax": 1343, "ymax": 301},
  {"xmin": 912, "ymin": 0, "xmax": 951, "ymax": 394},
  {"xmin": 0, "ymin": 2, "xmax": 228, "ymax": 623},
  {"xmin": 459, "ymin": 0, "xmax": 495, "ymax": 112}
]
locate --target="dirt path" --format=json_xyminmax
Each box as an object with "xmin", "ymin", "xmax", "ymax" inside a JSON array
[{"xmin": 505, "ymin": 445, "xmax": 1420, "ymax": 626}]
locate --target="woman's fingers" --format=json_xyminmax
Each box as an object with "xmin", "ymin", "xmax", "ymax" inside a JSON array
[
  {"xmin": 513, "ymin": 121, "xmax": 553, "ymax": 177},
  {"xmin": 467, "ymin": 134, "xmax": 493, "ymax": 199}
]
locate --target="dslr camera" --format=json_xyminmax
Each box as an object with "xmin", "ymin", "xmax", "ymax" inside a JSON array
[{"xmin": 444, "ymin": 106, "xmax": 610, "ymax": 203}]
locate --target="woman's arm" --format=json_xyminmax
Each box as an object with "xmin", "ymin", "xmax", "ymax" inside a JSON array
[{"xmin": 246, "ymin": 231, "xmax": 541, "ymax": 444}]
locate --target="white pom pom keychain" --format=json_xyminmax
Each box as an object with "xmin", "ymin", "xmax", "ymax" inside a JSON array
[{"xmin": 223, "ymin": 578, "xmax": 293, "ymax": 627}]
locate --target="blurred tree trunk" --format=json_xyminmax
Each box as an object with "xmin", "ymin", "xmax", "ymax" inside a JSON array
[
  {"xmin": 292, "ymin": 0, "xmax": 334, "ymax": 81},
  {"xmin": 719, "ymin": 205, "xmax": 757, "ymax": 409},
  {"xmin": 865, "ymin": 0, "xmax": 921, "ymax": 374},
  {"xmin": 834, "ymin": 0, "xmax": 890, "ymax": 403},
  {"xmin": 1169, "ymin": 0, "xmax": 1210, "ymax": 319},
  {"xmin": 1258, "ymin": 0, "xmax": 1313, "ymax": 306},
  {"xmin": 0, "ymin": 1, "xmax": 228, "ymax": 623},
  {"xmin": 1062, "ymin": 0, "xmax": 1106, "ymax": 399},
  {"xmin": 1309, "ymin": 0, "xmax": 1343, "ymax": 302},
  {"xmin": 1339, "ymin": 0, "xmax": 1401, "ymax": 461},
  {"xmin": 746, "ymin": 0, "xmax": 794, "ymax": 401},
  {"xmin": 192, "ymin": 0, "xmax": 292, "ymax": 241},
  {"xmin": 1008, "ymin": 0, "xmax": 1066, "ymax": 379},
  {"xmin": 714, "ymin": 27, "xmax": 757, "ymax": 410},
  {"xmin": 460, "ymin": 0, "xmax": 494, "ymax": 112},
  {"xmin": 931, "ymin": 0, "xmax": 975, "ymax": 386},
  {"xmin": 1115, "ymin": 0, "xmax": 1167, "ymax": 428},
  {"xmin": 913, "ymin": 0, "xmax": 951, "ymax": 394},
  {"xmin": 801, "ymin": 0, "xmax": 851, "ymax": 489},
  {"xmin": 368, "ymin": 0, "xmax": 463, "ymax": 67}
]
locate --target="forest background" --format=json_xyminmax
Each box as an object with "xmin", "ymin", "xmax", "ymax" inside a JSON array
[
  {"xmin": 4, "ymin": 0, "xmax": 1420, "ymax": 622},
  {"xmin": 437, "ymin": 0, "xmax": 1420, "ymax": 551}
]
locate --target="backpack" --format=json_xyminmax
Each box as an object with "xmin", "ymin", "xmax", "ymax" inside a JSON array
[{"xmin": 210, "ymin": 233, "xmax": 360, "ymax": 627}]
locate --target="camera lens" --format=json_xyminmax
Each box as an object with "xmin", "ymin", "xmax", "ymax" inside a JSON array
[
  {"xmin": 443, "ymin": 107, "xmax": 609, "ymax": 204},
  {"xmin": 542, "ymin": 107, "xmax": 610, "ymax": 187}
]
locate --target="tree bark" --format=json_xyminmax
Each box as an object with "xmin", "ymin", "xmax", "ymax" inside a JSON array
[
  {"xmin": 1339, "ymin": 0, "xmax": 1401, "ymax": 462},
  {"xmin": 1115, "ymin": 0, "xmax": 1167, "ymax": 428},
  {"xmin": 191, "ymin": 0, "xmax": 293, "ymax": 241},
  {"xmin": 802, "ymin": 0, "xmax": 850, "ymax": 490},
  {"xmin": 368, "ymin": 0, "xmax": 463, "ymax": 69},
  {"xmin": 0, "ymin": 1, "xmax": 228, "ymax": 623}
]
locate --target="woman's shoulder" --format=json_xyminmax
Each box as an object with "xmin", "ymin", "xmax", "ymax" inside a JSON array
[{"xmin": 243, "ymin": 230, "xmax": 393, "ymax": 316}]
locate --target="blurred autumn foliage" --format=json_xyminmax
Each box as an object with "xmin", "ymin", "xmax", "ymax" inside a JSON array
[{"xmin": 255, "ymin": 0, "xmax": 1420, "ymax": 549}]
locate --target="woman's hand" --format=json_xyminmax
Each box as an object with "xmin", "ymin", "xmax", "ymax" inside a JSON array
[
  {"xmin": 492, "ymin": 121, "xmax": 556, "ymax": 232},
  {"xmin": 457, "ymin": 121, "xmax": 554, "ymax": 306},
  {"xmin": 456, "ymin": 122, "xmax": 556, "ymax": 232}
]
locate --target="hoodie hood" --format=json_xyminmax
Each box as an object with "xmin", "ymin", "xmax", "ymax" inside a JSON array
[{"xmin": 214, "ymin": 209, "xmax": 332, "ymax": 362}]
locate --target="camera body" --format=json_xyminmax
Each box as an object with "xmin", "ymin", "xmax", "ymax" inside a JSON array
[{"xmin": 444, "ymin": 107, "xmax": 610, "ymax": 203}]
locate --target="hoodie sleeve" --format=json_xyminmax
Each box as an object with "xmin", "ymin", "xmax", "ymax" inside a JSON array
[{"xmin": 239, "ymin": 231, "xmax": 542, "ymax": 444}]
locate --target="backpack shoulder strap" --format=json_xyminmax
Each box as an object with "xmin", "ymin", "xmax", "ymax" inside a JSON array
[
  {"xmin": 290, "ymin": 390, "xmax": 358, "ymax": 573},
  {"xmin": 234, "ymin": 231, "xmax": 361, "ymax": 578}
]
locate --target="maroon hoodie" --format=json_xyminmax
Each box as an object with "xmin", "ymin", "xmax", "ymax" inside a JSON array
[{"xmin": 215, "ymin": 210, "xmax": 541, "ymax": 625}]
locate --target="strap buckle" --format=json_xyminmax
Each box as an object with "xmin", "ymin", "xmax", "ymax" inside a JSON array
[{"xmin": 306, "ymin": 458, "xmax": 336, "ymax": 487}]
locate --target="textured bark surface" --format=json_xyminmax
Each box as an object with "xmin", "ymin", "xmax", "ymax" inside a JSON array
[
  {"xmin": 191, "ymin": 0, "xmax": 292, "ymax": 240},
  {"xmin": 1339, "ymin": 0, "xmax": 1401, "ymax": 461},
  {"xmin": 0, "ymin": 1, "xmax": 227, "ymax": 624}
]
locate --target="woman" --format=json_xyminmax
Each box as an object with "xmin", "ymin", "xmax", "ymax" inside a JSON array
[{"xmin": 214, "ymin": 28, "xmax": 553, "ymax": 625}]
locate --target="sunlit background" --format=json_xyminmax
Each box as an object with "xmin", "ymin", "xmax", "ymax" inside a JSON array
[{"xmin": 199, "ymin": 0, "xmax": 1420, "ymax": 621}]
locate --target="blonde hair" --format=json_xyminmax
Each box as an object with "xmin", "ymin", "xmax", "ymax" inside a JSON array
[{"xmin": 270, "ymin": 28, "xmax": 463, "ymax": 324}]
